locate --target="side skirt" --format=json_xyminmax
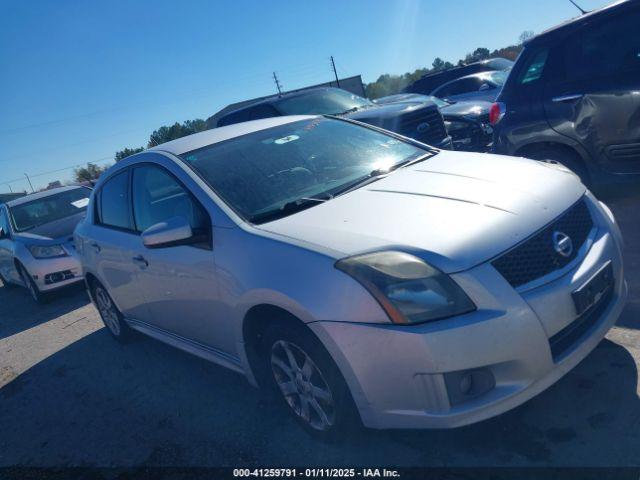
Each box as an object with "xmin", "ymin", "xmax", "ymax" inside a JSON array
[{"xmin": 125, "ymin": 318, "xmax": 246, "ymax": 375}]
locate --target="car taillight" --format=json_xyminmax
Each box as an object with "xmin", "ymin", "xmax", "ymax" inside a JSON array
[{"xmin": 489, "ymin": 102, "xmax": 505, "ymax": 126}]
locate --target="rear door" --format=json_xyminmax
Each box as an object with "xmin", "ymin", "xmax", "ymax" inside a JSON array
[
  {"xmin": 543, "ymin": 6, "xmax": 640, "ymax": 174},
  {"xmin": 88, "ymin": 169, "xmax": 149, "ymax": 320}
]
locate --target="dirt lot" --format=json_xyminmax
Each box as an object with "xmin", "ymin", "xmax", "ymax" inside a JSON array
[{"xmin": 0, "ymin": 194, "xmax": 639, "ymax": 468}]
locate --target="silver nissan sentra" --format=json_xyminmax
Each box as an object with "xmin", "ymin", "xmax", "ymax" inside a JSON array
[{"xmin": 75, "ymin": 115, "xmax": 627, "ymax": 436}]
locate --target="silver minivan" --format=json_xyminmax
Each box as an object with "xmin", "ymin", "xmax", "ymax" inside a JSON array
[{"xmin": 75, "ymin": 115, "xmax": 627, "ymax": 437}]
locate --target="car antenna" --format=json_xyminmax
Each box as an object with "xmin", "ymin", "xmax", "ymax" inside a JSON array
[{"xmin": 568, "ymin": 0, "xmax": 588, "ymax": 14}]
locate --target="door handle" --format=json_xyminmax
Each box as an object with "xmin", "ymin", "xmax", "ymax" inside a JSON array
[
  {"xmin": 132, "ymin": 255, "xmax": 149, "ymax": 267},
  {"xmin": 90, "ymin": 242, "xmax": 101, "ymax": 253},
  {"xmin": 552, "ymin": 94, "xmax": 583, "ymax": 103}
]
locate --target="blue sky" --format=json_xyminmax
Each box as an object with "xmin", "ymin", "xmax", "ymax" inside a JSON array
[{"xmin": 0, "ymin": 0, "xmax": 610, "ymax": 191}]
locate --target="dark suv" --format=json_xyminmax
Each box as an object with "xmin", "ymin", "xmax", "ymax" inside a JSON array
[
  {"xmin": 491, "ymin": 0, "xmax": 640, "ymax": 189},
  {"xmin": 209, "ymin": 87, "xmax": 452, "ymax": 150}
]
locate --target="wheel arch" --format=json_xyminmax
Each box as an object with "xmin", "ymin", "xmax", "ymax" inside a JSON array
[
  {"xmin": 515, "ymin": 141, "xmax": 592, "ymax": 184},
  {"xmin": 241, "ymin": 303, "xmax": 309, "ymax": 388}
]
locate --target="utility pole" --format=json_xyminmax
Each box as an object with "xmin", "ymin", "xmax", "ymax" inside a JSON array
[
  {"xmin": 273, "ymin": 72, "xmax": 283, "ymax": 96},
  {"xmin": 330, "ymin": 56, "xmax": 340, "ymax": 87},
  {"xmin": 24, "ymin": 173, "xmax": 34, "ymax": 193}
]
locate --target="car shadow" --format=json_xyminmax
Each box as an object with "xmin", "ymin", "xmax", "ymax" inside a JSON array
[
  {"xmin": 0, "ymin": 281, "xmax": 90, "ymax": 340},
  {"xmin": 0, "ymin": 329, "xmax": 638, "ymax": 466}
]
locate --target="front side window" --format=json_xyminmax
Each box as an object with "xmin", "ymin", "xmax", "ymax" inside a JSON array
[
  {"xmin": 98, "ymin": 171, "xmax": 132, "ymax": 230},
  {"xmin": 8, "ymin": 187, "xmax": 91, "ymax": 233},
  {"xmin": 180, "ymin": 118, "xmax": 430, "ymax": 224},
  {"xmin": 132, "ymin": 166, "xmax": 208, "ymax": 233},
  {"xmin": 564, "ymin": 10, "xmax": 640, "ymax": 80},
  {"xmin": 274, "ymin": 89, "xmax": 374, "ymax": 115}
]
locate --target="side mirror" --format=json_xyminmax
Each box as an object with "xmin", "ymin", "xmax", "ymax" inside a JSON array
[
  {"xmin": 141, "ymin": 216, "xmax": 193, "ymax": 249},
  {"xmin": 478, "ymin": 83, "xmax": 493, "ymax": 92},
  {"xmin": 0, "ymin": 227, "xmax": 7, "ymax": 240}
]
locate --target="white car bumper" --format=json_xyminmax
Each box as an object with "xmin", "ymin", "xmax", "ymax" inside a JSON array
[{"xmin": 310, "ymin": 228, "xmax": 626, "ymax": 429}]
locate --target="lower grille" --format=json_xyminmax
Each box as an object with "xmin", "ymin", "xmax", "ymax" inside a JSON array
[
  {"xmin": 492, "ymin": 198, "xmax": 594, "ymax": 288},
  {"xmin": 549, "ymin": 290, "xmax": 613, "ymax": 361}
]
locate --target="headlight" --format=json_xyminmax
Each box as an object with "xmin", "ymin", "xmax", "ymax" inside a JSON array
[
  {"xmin": 336, "ymin": 251, "xmax": 475, "ymax": 324},
  {"xmin": 28, "ymin": 245, "xmax": 67, "ymax": 259},
  {"xmin": 444, "ymin": 120, "xmax": 469, "ymax": 132}
]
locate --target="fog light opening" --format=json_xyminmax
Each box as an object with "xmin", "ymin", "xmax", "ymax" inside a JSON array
[{"xmin": 444, "ymin": 367, "xmax": 496, "ymax": 406}]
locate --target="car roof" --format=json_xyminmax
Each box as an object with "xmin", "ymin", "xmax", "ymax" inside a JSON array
[
  {"xmin": 5, "ymin": 185, "xmax": 89, "ymax": 208},
  {"xmin": 528, "ymin": 0, "xmax": 630, "ymax": 45},
  {"xmin": 148, "ymin": 115, "xmax": 316, "ymax": 156}
]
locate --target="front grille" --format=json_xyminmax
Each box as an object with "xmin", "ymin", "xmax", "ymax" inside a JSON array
[
  {"xmin": 549, "ymin": 289, "xmax": 613, "ymax": 361},
  {"xmin": 390, "ymin": 108, "xmax": 448, "ymax": 145},
  {"xmin": 492, "ymin": 198, "xmax": 594, "ymax": 288}
]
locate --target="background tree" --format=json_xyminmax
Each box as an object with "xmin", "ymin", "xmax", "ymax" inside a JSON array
[
  {"xmin": 74, "ymin": 162, "xmax": 108, "ymax": 183},
  {"xmin": 115, "ymin": 147, "xmax": 144, "ymax": 162},
  {"xmin": 518, "ymin": 30, "xmax": 535, "ymax": 45},
  {"xmin": 147, "ymin": 119, "xmax": 207, "ymax": 147}
]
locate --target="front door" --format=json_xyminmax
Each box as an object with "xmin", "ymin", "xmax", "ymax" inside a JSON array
[
  {"xmin": 129, "ymin": 164, "xmax": 227, "ymax": 354},
  {"xmin": 544, "ymin": 6, "xmax": 640, "ymax": 174}
]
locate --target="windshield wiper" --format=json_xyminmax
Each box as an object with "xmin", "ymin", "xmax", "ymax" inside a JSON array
[
  {"xmin": 332, "ymin": 153, "xmax": 435, "ymax": 198},
  {"xmin": 249, "ymin": 195, "xmax": 331, "ymax": 224},
  {"xmin": 332, "ymin": 169, "xmax": 390, "ymax": 197}
]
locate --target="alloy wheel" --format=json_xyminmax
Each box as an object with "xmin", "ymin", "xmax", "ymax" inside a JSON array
[
  {"xmin": 95, "ymin": 286, "xmax": 121, "ymax": 336},
  {"xmin": 270, "ymin": 340, "xmax": 336, "ymax": 431}
]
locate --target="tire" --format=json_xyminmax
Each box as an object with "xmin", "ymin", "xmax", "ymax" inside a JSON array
[
  {"xmin": 91, "ymin": 281, "xmax": 134, "ymax": 342},
  {"xmin": 261, "ymin": 321, "xmax": 361, "ymax": 440},
  {"xmin": 0, "ymin": 270, "xmax": 16, "ymax": 289},
  {"xmin": 524, "ymin": 147, "xmax": 591, "ymax": 187},
  {"xmin": 18, "ymin": 263, "xmax": 47, "ymax": 304}
]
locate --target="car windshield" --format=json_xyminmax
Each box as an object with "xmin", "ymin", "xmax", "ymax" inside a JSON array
[
  {"xmin": 180, "ymin": 118, "xmax": 431, "ymax": 224},
  {"xmin": 8, "ymin": 188, "xmax": 91, "ymax": 232},
  {"xmin": 274, "ymin": 89, "xmax": 374, "ymax": 115}
]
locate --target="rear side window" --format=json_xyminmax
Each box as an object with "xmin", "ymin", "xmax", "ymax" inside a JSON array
[
  {"xmin": 564, "ymin": 9, "xmax": 640, "ymax": 80},
  {"xmin": 131, "ymin": 166, "xmax": 208, "ymax": 233},
  {"xmin": 98, "ymin": 171, "xmax": 133, "ymax": 230},
  {"xmin": 518, "ymin": 49, "xmax": 549, "ymax": 84}
]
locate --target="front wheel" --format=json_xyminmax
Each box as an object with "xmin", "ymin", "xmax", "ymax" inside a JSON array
[
  {"xmin": 262, "ymin": 322, "xmax": 360, "ymax": 439},
  {"xmin": 18, "ymin": 264, "xmax": 46, "ymax": 303}
]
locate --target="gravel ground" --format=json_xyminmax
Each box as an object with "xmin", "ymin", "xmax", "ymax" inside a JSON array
[{"xmin": 0, "ymin": 194, "xmax": 639, "ymax": 468}]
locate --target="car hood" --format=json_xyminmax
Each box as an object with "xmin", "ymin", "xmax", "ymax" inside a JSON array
[
  {"xmin": 256, "ymin": 151, "xmax": 586, "ymax": 273},
  {"xmin": 440, "ymin": 100, "xmax": 491, "ymax": 118},
  {"xmin": 12, "ymin": 212, "xmax": 86, "ymax": 245}
]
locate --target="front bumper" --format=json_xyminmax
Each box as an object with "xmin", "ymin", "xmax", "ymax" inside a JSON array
[
  {"xmin": 23, "ymin": 247, "xmax": 84, "ymax": 292},
  {"xmin": 310, "ymin": 210, "xmax": 626, "ymax": 429}
]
